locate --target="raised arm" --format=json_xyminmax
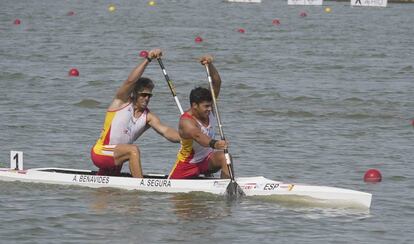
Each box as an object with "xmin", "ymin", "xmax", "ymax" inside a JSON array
[
  {"xmin": 108, "ymin": 49, "xmax": 162, "ymax": 110},
  {"xmin": 200, "ymin": 55, "xmax": 221, "ymax": 98}
]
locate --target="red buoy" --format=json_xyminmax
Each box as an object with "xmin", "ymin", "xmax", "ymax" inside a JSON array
[
  {"xmin": 272, "ymin": 19, "xmax": 280, "ymax": 25},
  {"xmin": 237, "ymin": 28, "xmax": 245, "ymax": 33},
  {"xmin": 411, "ymin": 119, "xmax": 414, "ymax": 127},
  {"xmin": 69, "ymin": 68, "xmax": 79, "ymax": 77},
  {"xmin": 364, "ymin": 169, "xmax": 382, "ymax": 183},
  {"xmin": 195, "ymin": 36, "xmax": 203, "ymax": 43},
  {"xmin": 67, "ymin": 11, "xmax": 75, "ymax": 16},
  {"xmin": 139, "ymin": 50, "xmax": 149, "ymax": 58},
  {"xmin": 14, "ymin": 19, "xmax": 21, "ymax": 25},
  {"xmin": 300, "ymin": 12, "xmax": 307, "ymax": 17}
]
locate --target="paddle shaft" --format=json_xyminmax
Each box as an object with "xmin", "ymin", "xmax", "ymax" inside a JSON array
[
  {"xmin": 204, "ymin": 64, "xmax": 235, "ymax": 181},
  {"xmin": 157, "ymin": 58, "xmax": 184, "ymax": 115}
]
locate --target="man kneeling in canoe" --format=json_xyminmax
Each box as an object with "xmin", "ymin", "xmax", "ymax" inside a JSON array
[
  {"xmin": 169, "ymin": 55, "xmax": 230, "ymax": 179},
  {"xmin": 91, "ymin": 48, "xmax": 180, "ymax": 178}
]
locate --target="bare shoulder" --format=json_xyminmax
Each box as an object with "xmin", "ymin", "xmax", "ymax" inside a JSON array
[
  {"xmin": 179, "ymin": 116, "xmax": 199, "ymax": 138},
  {"xmin": 179, "ymin": 116, "xmax": 196, "ymax": 128},
  {"xmin": 146, "ymin": 111, "xmax": 162, "ymax": 126}
]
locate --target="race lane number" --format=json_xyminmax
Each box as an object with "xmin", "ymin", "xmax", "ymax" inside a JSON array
[{"xmin": 10, "ymin": 151, "xmax": 23, "ymax": 170}]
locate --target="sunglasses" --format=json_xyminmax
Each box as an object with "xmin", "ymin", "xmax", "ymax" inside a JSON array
[{"xmin": 138, "ymin": 93, "xmax": 153, "ymax": 98}]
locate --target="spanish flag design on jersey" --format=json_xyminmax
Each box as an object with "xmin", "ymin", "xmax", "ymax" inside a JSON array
[
  {"xmin": 92, "ymin": 103, "xmax": 148, "ymax": 159},
  {"xmin": 169, "ymin": 112, "xmax": 215, "ymax": 177}
]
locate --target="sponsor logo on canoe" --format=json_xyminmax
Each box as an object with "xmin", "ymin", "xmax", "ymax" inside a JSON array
[
  {"xmin": 279, "ymin": 184, "xmax": 295, "ymax": 191},
  {"xmin": 140, "ymin": 179, "xmax": 171, "ymax": 187},
  {"xmin": 263, "ymin": 183, "xmax": 279, "ymax": 190},
  {"xmin": 213, "ymin": 180, "xmax": 228, "ymax": 188},
  {"xmin": 72, "ymin": 175, "xmax": 110, "ymax": 184},
  {"xmin": 242, "ymin": 183, "xmax": 257, "ymax": 190}
]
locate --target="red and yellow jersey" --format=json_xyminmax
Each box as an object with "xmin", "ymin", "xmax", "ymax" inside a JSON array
[
  {"xmin": 92, "ymin": 103, "xmax": 149, "ymax": 156},
  {"xmin": 175, "ymin": 112, "xmax": 215, "ymax": 164}
]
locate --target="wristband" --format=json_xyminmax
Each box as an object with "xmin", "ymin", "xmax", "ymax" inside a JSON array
[
  {"xmin": 146, "ymin": 57, "xmax": 152, "ymax": 63},
  {"xmin": 209, "ymin": 139, "xmax": 217, "ymax": 149}
]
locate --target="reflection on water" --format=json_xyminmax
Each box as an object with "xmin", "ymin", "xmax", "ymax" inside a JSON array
[
  {"xmin": 88, "ymin": 188, "xmax": 143, "ymax": 214},
  {"xmin": 88, "ymin": 189, "xmax": 233, "ymax": 220},
  {"xmin": 72, "ymin": 185, "xmax": 372, "ymax": 221},
  {"xmin": 170, "ymin": 192, "xmax": 232, "ymax": 220},
  {"xmin": 0, "ymin": 181, "xmax": 376, "ymax": 244}
]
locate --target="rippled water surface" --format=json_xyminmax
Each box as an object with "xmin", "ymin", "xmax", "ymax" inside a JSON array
[{"xmin": 1, "ymin": 0, "xmax": 413, "ymax": 243}]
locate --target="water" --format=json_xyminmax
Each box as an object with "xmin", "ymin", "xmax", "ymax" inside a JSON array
[{"xmin": 1, "ymin": 0, "xmax": 413, "ymax": 243}]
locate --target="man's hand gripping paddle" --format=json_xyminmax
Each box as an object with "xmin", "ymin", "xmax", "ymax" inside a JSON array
[{"xmin": 140, "ymin": 50, "xmax": 184, "ymax": 115}]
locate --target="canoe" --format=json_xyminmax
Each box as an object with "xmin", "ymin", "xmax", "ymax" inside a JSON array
[{"xmin": 0, "ymin": 167, "xmax": 372, "ymax": 208}]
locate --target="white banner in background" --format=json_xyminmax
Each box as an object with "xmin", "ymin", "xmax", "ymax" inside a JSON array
[
  {"xmin": 351, "ymin": 0, "xmax": 387, "ymax": 7},
  {"xmin": 288, "ymin": 0, "xmax": 323, "ymax": 5},
  {"xmin": 227, "ymin": 0, "xmax": 262, "ymax": 3}
]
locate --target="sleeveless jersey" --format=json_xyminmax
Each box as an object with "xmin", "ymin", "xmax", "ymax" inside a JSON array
[
  {"xmin": 176, "ymin": 111, "xmax": 215, "ymax": 164},
  {"xmin": 92, "ymin": 103, "xmax": 149, "ymax": 156}
]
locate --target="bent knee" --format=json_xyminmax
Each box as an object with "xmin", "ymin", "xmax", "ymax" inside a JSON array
[
  {"xmin": 211, "ymin": 152, "xmax": 226, "ymax": 167},
  {"xmin": 216, "ymin": 152, "xmax": 226, "ymax": 162}
]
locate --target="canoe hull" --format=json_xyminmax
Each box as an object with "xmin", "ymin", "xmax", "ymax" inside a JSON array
[{"xmin": 0, "ymin": 167, "xmax": 372, "ymax": 208}]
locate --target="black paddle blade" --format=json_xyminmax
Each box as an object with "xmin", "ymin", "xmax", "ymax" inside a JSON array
[{"xmin": 226, "ymin": 180, "xmax": 245, "ymax": 199}]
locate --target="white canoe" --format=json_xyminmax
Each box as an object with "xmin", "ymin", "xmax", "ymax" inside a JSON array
[{"xmin": 0, "ymin": 167, "xmax": 372, "ymax": 208}]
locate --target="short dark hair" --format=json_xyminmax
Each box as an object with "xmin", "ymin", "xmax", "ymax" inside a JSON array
[
  {"xmin": 189, "ymin": 87, "xmax": 212, "ymax": 105},
  {"xmin": 131, "ymin": 77, "xmax": 154, "ymax": 100}
]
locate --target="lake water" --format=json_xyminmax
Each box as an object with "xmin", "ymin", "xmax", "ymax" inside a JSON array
[{"xmin": 0, "ymin": 0, "xmax": 413, "ymax": 243}]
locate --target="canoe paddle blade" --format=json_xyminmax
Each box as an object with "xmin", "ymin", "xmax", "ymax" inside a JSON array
[{"xmin": 226, "ymin": 180, "xmax": 245, "ymax": 199}]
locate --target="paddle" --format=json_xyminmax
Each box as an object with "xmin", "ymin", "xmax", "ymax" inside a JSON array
[
  {"xmin": 157, "ymin": 57, "xmax": 184, "ymax": 115},
  {"xmin": 204, "ymin": 64, "xmax": 245, "ymax": 198}
]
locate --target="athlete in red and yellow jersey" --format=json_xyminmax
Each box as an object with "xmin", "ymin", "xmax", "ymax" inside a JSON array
[
  {"xmin": 91, "ymin": 48, "xmax": 180, "ymax": 178},
  {"xmin": 169, "ymin": 56, "xmax": 230, "ymax": 179}
]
